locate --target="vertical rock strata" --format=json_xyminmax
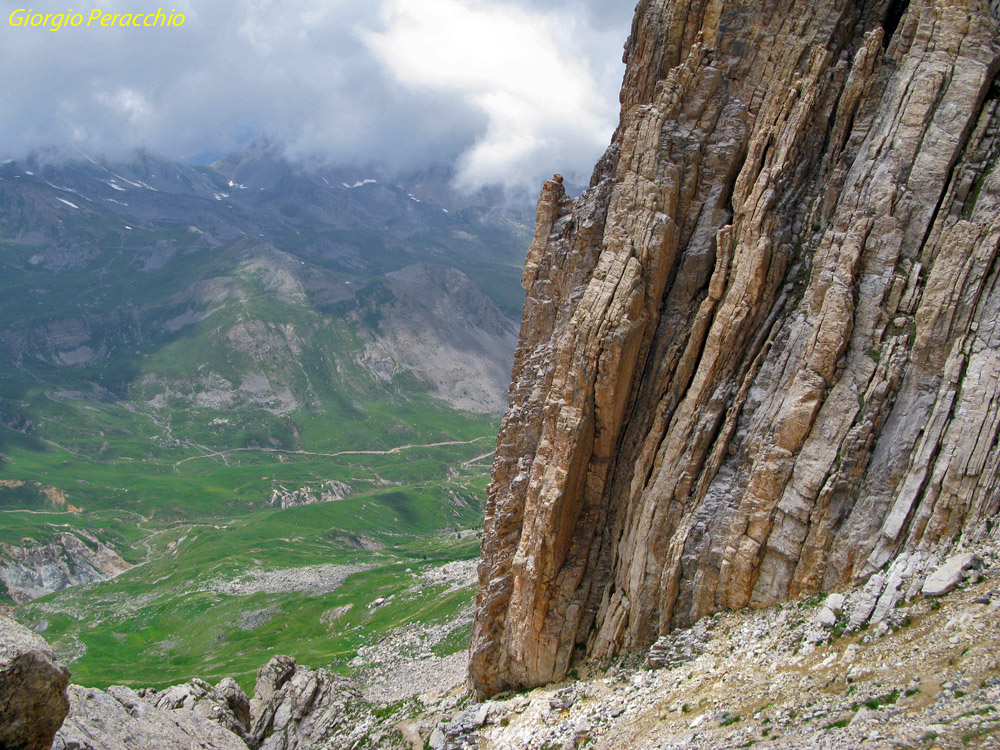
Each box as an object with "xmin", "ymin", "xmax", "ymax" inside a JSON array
[{"xmin": 470, "ymin": 0, "xmax": 1000, "ymax": 697}]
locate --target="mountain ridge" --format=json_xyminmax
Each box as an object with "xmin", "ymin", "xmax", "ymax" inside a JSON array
[
  {"xmin": 0, "ymin": 147, "xmax": 523, "ymax": 616},
  {"xmin": 0, "ymin": 148, "xmax": 526, "ymax": 418}
]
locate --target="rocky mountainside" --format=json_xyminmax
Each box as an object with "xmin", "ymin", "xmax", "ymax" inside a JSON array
[
  {"xmin": 6, "ymin": 541, "xmax": 1000, "ymax": 750},
  {"xmin": 443, "ymin": 544, "xmax": 1000, "ymax": 750},
  {"xmin": 0, "ymin": 149, "xmax": 524, "ymax": 416},
  {"xmin": 360, "ymin": 264, "xmax": 520, "ymax": 413},
  {"xmin": 50, "ymin": 655, "xmax": 405, "ymax": 750},
  {"xmin": 471, "ymin": 0, "xmax": 1000, "ymax": 697},
  {"xmin": 0, "ymin": 147, "xmax": 523, "ymax": 607}
]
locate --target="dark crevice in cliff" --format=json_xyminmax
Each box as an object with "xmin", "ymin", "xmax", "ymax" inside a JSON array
[
  {"xmin": 920, "ymin": 79, "xmax": 1000, "ymax": 273},
  {"xmin": 881, "ymin": 0, "xmax": 910, "ymax": 50},
  {"xmin": 961, "ymin": 75, "xmax": 1000, "ymax": 220},
  {"xmin": 917, "ymin": 167, "xmax": 970, "ymax": 273}
]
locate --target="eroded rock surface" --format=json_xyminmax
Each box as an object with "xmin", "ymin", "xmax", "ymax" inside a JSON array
[
  {"xmin": 922, "ymin": 552, "xmax": 982, "ymax": 596},
  {"xmin": 140, "ymin": 677, "xmax": 252, "ymax": 743},
  {"xmin": 0, "ymin": 614, "xmax": 70, "ymax": 750},
  {"xmin": 248, "ymin": 655, "xmax": 405, "ymax": 750},
  {"xmin": 471, "ymin": 0, "xmax": 1000, "ymax": 697},
  {"xmin": 359, "ymin": 263, "xmax": 520, "ymax": 414},
  {"xmin": 1, "ymin": 532, "xmax": 131, "ymax": 603},
  {"xmin": 269, "ymin": 480, "xmax": 351, "ymax": 509},
  {"xmin": 52, "ymin": 684, "xmax": 250, "ymax": 750}
]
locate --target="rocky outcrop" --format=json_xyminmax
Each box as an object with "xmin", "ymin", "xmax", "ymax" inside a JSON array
[
  {"xmin": 0, "ymin": 531, "xmax": 131, "ymax": 603},
  {"xmin": 0, "ymin": 613, "xmax": 415, "ymax": 750},
  {"xmin": 53, "ymin": 684, "xmax": 250, "ymax": 750},
  {"xmin": 269, "ymin": 480, "xmax": 351, "ymax": 509},
  {"xmin": 922, "ymin": 551, "xmax": 982, "ymax": 596},
  {"xmin": 248, "ymin": 655, "xmax": 404, "ymax": 750},
  {"xmin": 0, "ymin": 614, "xmax": 70, "ymax": 750},
  {"xmin": 1, "ymin": 612, "xmax": 246, "ymax": 750},
  {"xmin": 139, "ymin": 677, "xmax": 252, "ymax": 743},
  {"xmin": 470, "ymin": 0, "xmax": 1000, "ymax": 697}
]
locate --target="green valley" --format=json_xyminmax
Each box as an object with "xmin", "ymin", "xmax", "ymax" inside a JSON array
[{"xmin": 0, "ymin": 148, "xmax": 525, "ymax": 691}]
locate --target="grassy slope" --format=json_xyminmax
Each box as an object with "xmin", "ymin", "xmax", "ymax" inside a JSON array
[
  {"xmin": 0, "ymin": 175, "xmax": 519, "ymax": 690},
  {"xmin": 16, "ymin": 483, "xmax": 487, "ymax": 692},
  {"xmin": 0, "ymin": 258, "xmax": 500, "ymax": 689},
  {"xmin": 4, "ymin": 389, "xmax": 496, "ymax": 689}
]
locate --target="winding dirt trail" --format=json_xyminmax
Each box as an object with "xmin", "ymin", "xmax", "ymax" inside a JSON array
[
  {"xmin": 171, "ymin": 436, "xmax": 493, "ymax": 469},
  {"xmin": 461, "ymin": 450, "xmax": 495, "ymax": 467},
  {"xmin": 33, "ymin": 393, "xmax": 495, "ymax": 474}
]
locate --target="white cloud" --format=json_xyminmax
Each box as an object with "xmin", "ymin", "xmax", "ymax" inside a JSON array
[
  {"xmin": 366, "ymin": 0, "xmax": 618, "ymax": 190},
  {"xmin": 96, "ymin": 87, "xmax": 153, "ymax": 126},
  {"xmin": 0, "ymin": 0, "xmax": 632, "ymax": 190}
]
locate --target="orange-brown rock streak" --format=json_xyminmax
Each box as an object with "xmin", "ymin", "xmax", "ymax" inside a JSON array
[{"xmin": 470, "ymin": 0, "xmax": 1000, "ymax": 698}]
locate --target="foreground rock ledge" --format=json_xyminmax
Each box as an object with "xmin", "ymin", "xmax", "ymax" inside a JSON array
[
  {"xmin": 0, "ymin": 614, "xmax": 70, "ymax": 750},
  {"xmin": 470, "ymin": 0, "xmax": 1000, "ymax": 698}
]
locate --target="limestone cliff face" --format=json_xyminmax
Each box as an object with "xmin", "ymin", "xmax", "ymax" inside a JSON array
[{"xmin": 470, "ymin": 0, "xmax": 1000, "ymax": 697}]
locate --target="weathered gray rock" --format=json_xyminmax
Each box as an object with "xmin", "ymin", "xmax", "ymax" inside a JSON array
[
  {"xmin": 215, "ymin": 678, "xmax": 252, "ymax": 735},
  {"xmin": 141, "ymin": 676, "xmax": 251, "ymax": 742},
  {"xmin": 52, "ymin": 683, "xmax": 249, "ymax": 750},
  {"xmin": 871, "ymin": 569, "xmax": 906, "ymax": 624},
  {"xmin": 816, "ymin": 607, "xmax": 838, "ymax": 629},
  {"xmin": 269, "ymin": 481, "xmax": 351, "ymax": 509},
  {"xmin": 647, "ymin": 617, "xmax": 713, "ymax": 669},
  {"xmin": 0, "ymin": 614, "xmax": 70, "ymax": 750},
  {"xmin": 432, "ymin": 702, "xmax": 496, "ymax": 750},
  {"xmin": 247, "ymin": 655, "xmax": 402, "ymax": 750},
  {"xmin": 922, "ymin": 553, "xmax": 982, "ymax": 596},
  {"xmin": 825, "ymin": 594, "xmax": 846, "ymax": 615}
]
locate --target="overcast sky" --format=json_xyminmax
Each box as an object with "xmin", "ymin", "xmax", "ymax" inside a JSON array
[{"xmin": 0, "ymin": 0, "xmax": 635, "ymax": 192}]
